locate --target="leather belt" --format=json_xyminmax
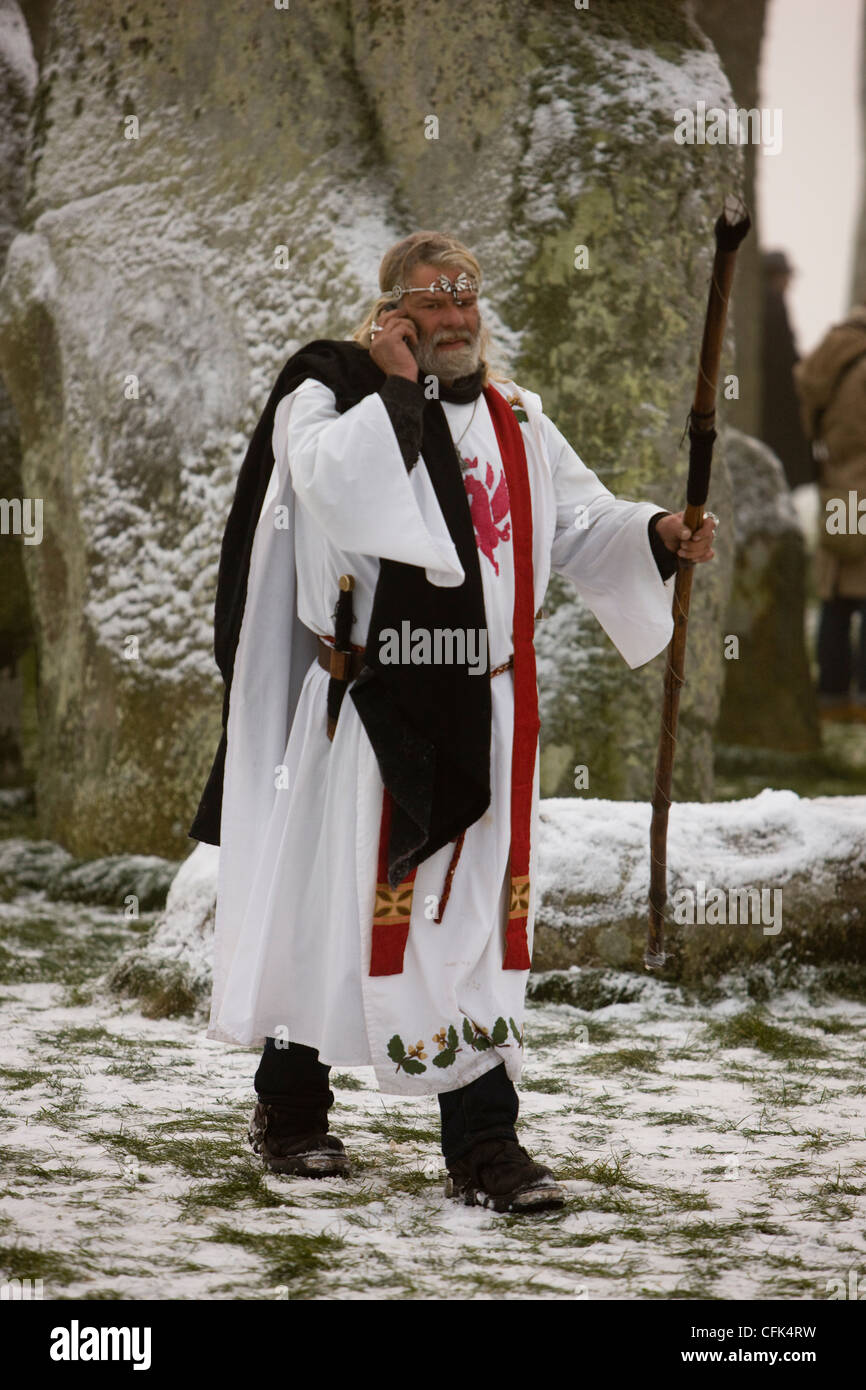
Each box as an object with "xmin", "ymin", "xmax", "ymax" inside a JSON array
[
  {"xmin": 317, "ymin": 635, "xmax": 513, "ymax": 681},
  {"xmin": 317, "ymin": 636, "xmax": 366, "ymax": 681}
]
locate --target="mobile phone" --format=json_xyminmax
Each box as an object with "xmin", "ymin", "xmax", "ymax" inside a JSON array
[{"xmin": 375, "ymin": 300, "xmax": 418, "ymax": 358}]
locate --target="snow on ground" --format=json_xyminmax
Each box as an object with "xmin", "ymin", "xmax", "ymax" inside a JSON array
[{"xmin": 1, "ymin": 880, "xmax": 864, "ymax": 1301}]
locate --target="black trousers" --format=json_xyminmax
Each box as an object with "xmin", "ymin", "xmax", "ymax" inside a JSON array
[
  {"xmin": 817, "ymin": 597, "xmax": 866, "ymax": 696},
  {"xmin": 254, "ymin": 1038, "xmax": 519, "ymax": 1164}
]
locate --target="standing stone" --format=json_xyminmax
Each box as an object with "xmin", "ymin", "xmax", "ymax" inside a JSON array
[
  {"xmin": 696, "ymin": 0, "xmax": 768, "ymax": 441},
  {"xmin": 0, "ymin": 0, "xmax": 743, "ymax": 854},
  {"xmin": 716, "ymin": 429, "xmax": 820, "ymax": 751},
  {"xmin": 851, "ymin": 10, "xmax": 866, "ymax": 308},
  {"xmin": 0, "ymin": 1, "xmax": 38, "ymax": 788}
]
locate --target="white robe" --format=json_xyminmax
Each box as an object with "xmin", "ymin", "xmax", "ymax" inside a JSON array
[{"xmin": 207, "ymin": 372, "xmax": 675, "ymax": 1094}]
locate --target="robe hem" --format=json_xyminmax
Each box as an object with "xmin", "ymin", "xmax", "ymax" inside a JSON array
[{"xmin": 205, "ymin": 1022, "xmax": 522, "ymax": 1097}]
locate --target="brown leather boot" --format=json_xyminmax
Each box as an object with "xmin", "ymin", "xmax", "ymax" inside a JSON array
[
  {"xmin": 248, "ymin": 1102, "xmax": 350, "ymax": 1177},
  {"xmin": 445, "ymin": 1137, "xmax": 565, "ymax": 1213}
]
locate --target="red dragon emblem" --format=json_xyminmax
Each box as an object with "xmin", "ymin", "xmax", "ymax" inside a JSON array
[{"xmin": 462, "ymin": 457, "xmax": 511, "ymax": 575}]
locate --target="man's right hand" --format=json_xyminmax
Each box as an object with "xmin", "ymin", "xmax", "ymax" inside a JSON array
[{"xmin": 369, "ymin": 306, "xmax": 420, "ymax": 381}]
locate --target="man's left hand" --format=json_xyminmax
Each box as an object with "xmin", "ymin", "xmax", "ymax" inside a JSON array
[{"xmin": 654, "ymin": 510, "xmax": 717, "ymax": 563}]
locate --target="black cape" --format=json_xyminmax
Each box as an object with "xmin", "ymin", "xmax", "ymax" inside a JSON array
[{"xmin": 188, "ymin": 339, "xmax": 492, "ymax": 887}]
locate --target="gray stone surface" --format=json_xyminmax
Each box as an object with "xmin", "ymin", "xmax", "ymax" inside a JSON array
[
  {"xmin": 0, "ymin": 1, "xmax": 38, "ymax": 787},
  {"xmin": 716, "ymin": 429, "xmax": 820, "ymax": 751},
  {"xmin": 0, "ymin": 1, "xmax": 745, "ymax": 853},
  {"xmin": 851, "ymin": 9, "xmax": 866, "ymax": 308}
]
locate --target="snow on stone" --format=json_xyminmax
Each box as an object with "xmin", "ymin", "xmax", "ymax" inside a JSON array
[
  {"xmin": 538, "ymin": 789, "xmax": 866, "ymax": 930},
  {"xmin": 142, "ymin": 792, "xmax": 866, "ymax": 981}
]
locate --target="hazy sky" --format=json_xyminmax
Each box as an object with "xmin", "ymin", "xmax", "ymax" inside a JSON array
[{"xmin": 758, "ymin": 0, "xmax": 864, "ymax": 353}]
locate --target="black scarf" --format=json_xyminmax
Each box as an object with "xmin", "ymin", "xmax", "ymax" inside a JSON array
[{"xmin": 189, "ymin": 339, "xmax": 491, "ymax": 888}]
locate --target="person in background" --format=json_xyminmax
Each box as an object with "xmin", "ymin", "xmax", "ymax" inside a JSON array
[{"xmin": 795, "ymin": 302, "xmax": 866, "ymax": 721}]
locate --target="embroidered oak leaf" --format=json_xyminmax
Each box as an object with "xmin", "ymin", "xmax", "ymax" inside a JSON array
[
  {"xmin": 432, "ymin": 1024, "xmax": 461, "ymax": 1069},
  {"xmin": 432, "ymin": 1049, "xmax": 457, "ymax": 1069},
  {"xmin": 491, "ymin": 1017, "xmax": 509, "ymax": 1046},
  {"xmin": 388, "ymin": 1033, "xmax": 428, "ymax": 1074},
  {"xmin": 509, "ymin": 1016, "xmax": 524, "ymax": 1047},
  {"xmin": 466, "ymin": 1019, "xmax": 492, "ymax": 1051}
]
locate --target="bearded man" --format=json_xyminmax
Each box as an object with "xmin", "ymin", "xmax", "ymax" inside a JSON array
[{"xmin": 189, "ymin": 230, "xmax": 716, "ymax": 1214}]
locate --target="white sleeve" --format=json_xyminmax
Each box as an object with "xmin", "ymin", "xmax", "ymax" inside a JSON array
[
  {"xmin": 277, "ymin": 377, "xmax": 465, "ymax": 588},
  {"xmin": 544, "ymin": 414, "xmax": 675, "ymax": 669}
]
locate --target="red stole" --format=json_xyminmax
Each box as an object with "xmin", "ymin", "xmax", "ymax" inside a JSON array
[{"xmin": 369, "ymin": 385, "xmax": 539, "ymax": 977}]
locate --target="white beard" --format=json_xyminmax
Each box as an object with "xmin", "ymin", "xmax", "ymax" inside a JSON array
[{"xmin": 414, "ymin": 321, "xmax": 482, "ymax": 381}]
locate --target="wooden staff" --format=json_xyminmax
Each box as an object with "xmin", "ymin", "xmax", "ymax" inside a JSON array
[{"xmin": 646, "ymin": 194, "xmax": 751, "ymax": 971}]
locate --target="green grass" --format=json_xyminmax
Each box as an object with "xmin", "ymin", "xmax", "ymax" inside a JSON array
[
  {"xmin": 87, "ymin": 1129, "xmax": 240, "ymax": 1176},
  {"xmin": 302, "ymin": 1184, "xmax": 385, "ymax": 1208},
  {"xmin": 104, "ymin": 1060, "xmax": 160, "ymax": 1082},
  {"xmin": 386, "ymin": 1169, "xmax": 443, "ymax": 1196},
  {"xmin": 522, "ymin": 1028, "xmax": 578, "ymax": 1050},
  {"xmin": 0, "ymin": 919, "xmax": 133, "ymax": 986},
  {"xmin": 815, "ymin": 1169, "xmax": 865, "ymax": 1197},
  {"xmin": 704, "ymin": 1010, "xmax": 826, "ymax": 1059},
  {"xmin": 643, "ymin": 1109, "xmax": 712, "ymax": 1127},
  {"xmin": 366, "ymin": 1118, "xmax": 441, "ymax": 1144},
  {"xmin": 152, "ymin": 1112, "xmax": 248, "ymax": 1136},
  {"xmin": 673, "ymin": 1219, "xmax": 752, "ymax": 1242},
  {"xmin": 652, "ymin": 1185, "xmax": 714, "ymax": 1213},
  {"xmin": 330, "ymin": 1072, "xmax": 366, "ymax": 1091},
  {"xmin": 614, "ymin": 1225, "xmax": 652, "ymax": 1243},
  {"xmin": 58, "ymin": 985, "xmax": 95, "ymax": 1008},
  {"xmin": 0, "ymin": 1066, "xmax": 46, "ymax": 1091},
  {"xmin": 520, "ymin": 1075, "xmax": 571, "ymax": 1093},
  {"xmin": 547, "ymin": 1230, "xmax": 611, "ymax": 1249},
  {"xmin": 807, "ymin": 1015, "xmax": 859, "ymax": 1035},
  {"xmin": 459, "ymin": 1269, "xmax": 575, "ymax": 1297},
  {"xmin": 580, "ymin": 1048, "xmax": 659, "ymax": 1074},
  {"xmin": 752, "ymin": 1078, "xmax": 816, "ymax": 1108},
  {"xmin": 179, "ymin": 1163, "xmax": 299, "ymax": 1214},
  {"xmin": 0, "ymin": 1242, "xmax": 77, "ymax": 1284},
  {"xmin": 8, "ymin": 1156, "xmax": 105, "ymax": 1185},
  {"xmin": 555, "ymin": 1151, "xmax": 644, "ymax": 1189},
  {"xmin": 209, "ymin": 1224, "xmax": 344, "ymax": 1293},
  {"xmin": 47, "ymin": 1026, "xmax": 116, "ymax": 1049},
  {"xmin": 105, "ymin": 957, "xmax": 200, "ymax": 1018}
]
